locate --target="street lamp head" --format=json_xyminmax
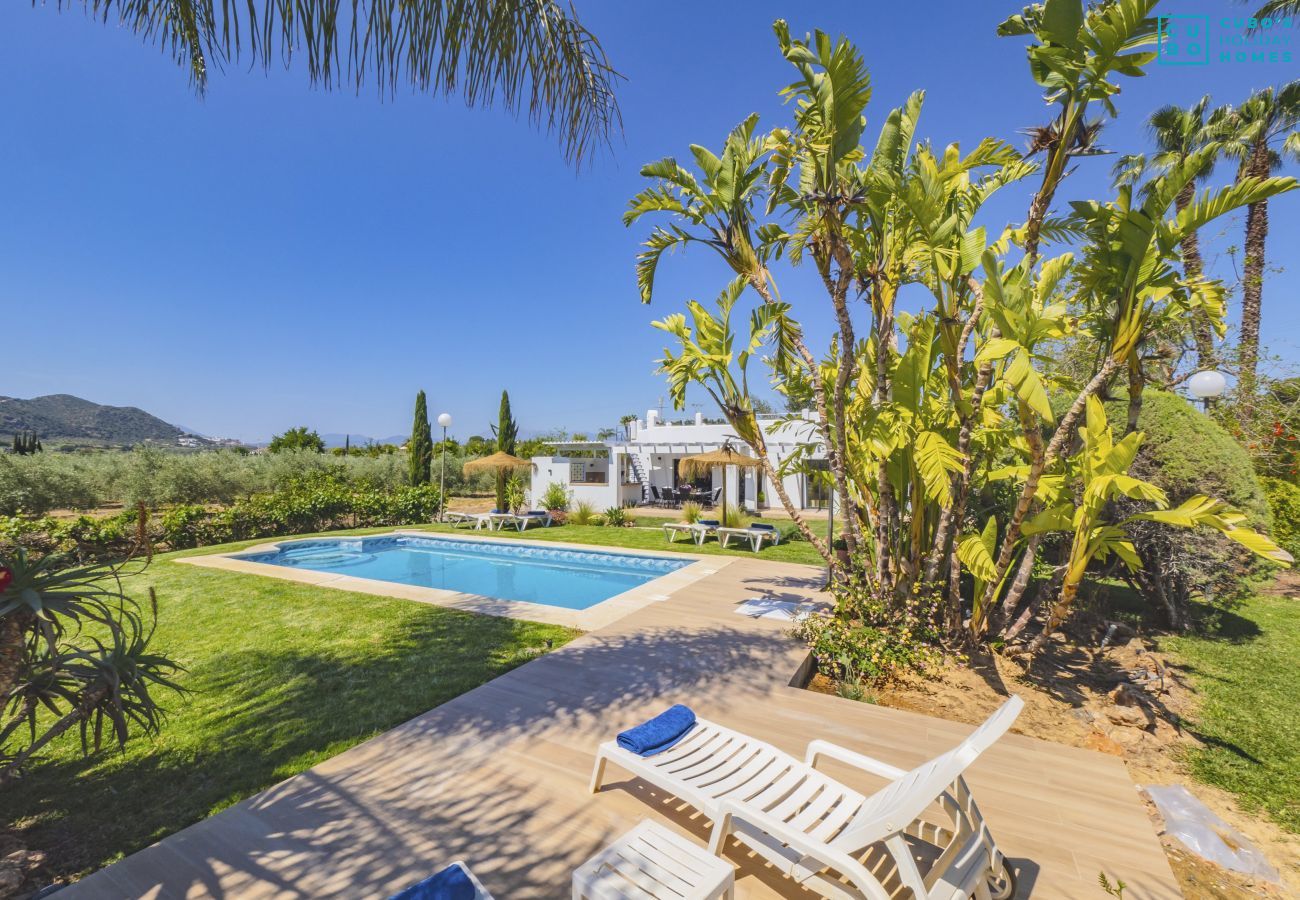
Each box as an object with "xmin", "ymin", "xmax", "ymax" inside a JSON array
[
  {"xmin": 1188, "ymin": 370, "xmax": 1228, "ymax": 401},
  {"xmin": 437, "ymin": 413, "xmax": 453, "ymax": 428}
]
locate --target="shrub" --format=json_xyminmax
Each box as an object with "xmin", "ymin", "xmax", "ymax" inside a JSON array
[
  {"xmin": 569, "ymin": 501, "xmax": 599, "ymax": 526},
  {"xmin": 719, "ymin": 506, "xmax": 745, "ymax": 529},
  {"xmin": 1262, "ymin": 477, "xmax": 1300, "ymax": 562},
  {"xmin": 1097, "ymin": 392, "xmax": 1272, "ymax": 623},
  {"xmin": 794, "ymin": 567, "xmax": 943, "ymax": 686},
  {"xmin": 680, "ymin": 501, "xmax": 702, "ymax": 523},
  {"xmin": 2, "ymin": 477, "xmax": 443, "ymax": 559},
  {"xmin": 503, "ymin": 476, "xmax": 526, "ymax": 514},
  {"xmin": 540, "ymin": 482, "xmax": 571, "ymax": 511},
  {"xmin": 603, "ymin": 506, "xmax": 627, "ymax": 527}
]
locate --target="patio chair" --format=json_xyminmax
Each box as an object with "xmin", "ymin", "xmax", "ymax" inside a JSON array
[
  {"xmin": 716, "ymin": 522, "xmax": 781, "ymax": 551},
  {"xmin": 704, "ymin": 487, "xmax": 723, "ymax": 509},
  {"xmin": 590, "ymin": 696, "xmax": 1023, "ymax": 900},
  {"xmin": 388, "ymin": 860, "xmax": 493, "ymax": 899},
  {"xmin": 650, "ymin": 485, "xmax": 665, "ymax": 508}
]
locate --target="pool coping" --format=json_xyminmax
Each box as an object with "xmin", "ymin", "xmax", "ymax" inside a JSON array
[{"xmin": 176, "ymin": 529, "xmax": 735, "ymax": 631}]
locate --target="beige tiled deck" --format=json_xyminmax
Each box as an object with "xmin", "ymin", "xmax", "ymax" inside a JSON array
[{"xmin": 61, "ymin": 558, "xmax": 1179, "ymax": 899}]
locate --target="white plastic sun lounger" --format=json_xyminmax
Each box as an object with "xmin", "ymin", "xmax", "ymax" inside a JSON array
[
  {"xmin": 716, "ymin": 525, "xmax": 780, "ymax": 551},
  {"xmin": 663, "ymin": 522, "xmax": 702, "ymax": 544},
  {"xmin": 591, "ymin": 696, "xmax": 1023, "ymax": 900},
  {"xmin": 441, "ymin": 511, "xmax": 477, "ymax": 527}
]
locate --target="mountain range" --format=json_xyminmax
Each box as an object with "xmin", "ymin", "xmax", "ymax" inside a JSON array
[{"xmin": 0, "ymin": 394, "xmax": 196, "ymax": 447}]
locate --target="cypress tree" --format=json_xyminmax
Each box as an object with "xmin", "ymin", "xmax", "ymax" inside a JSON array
[
  {"xmin": 409, "ymin": 391, "xmax": 433, "ymax": 486},
  {"xmin": 493, "ymin": 389, "xmax": 519, "ymax": 511}
]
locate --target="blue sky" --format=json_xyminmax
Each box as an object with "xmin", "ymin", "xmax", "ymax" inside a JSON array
[{"xmin": 2, "ymin": 1, "xmax": 1297, "ymax": 442}]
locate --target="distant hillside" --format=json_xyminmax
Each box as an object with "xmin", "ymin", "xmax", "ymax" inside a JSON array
[{"xmin": 0, "ymin": 394, "xmax": 192, "ymax": 446}]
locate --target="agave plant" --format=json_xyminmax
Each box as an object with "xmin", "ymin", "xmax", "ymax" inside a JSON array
[{"xmin": 0, "ymin": 547, "xmax": 183, "ymax": 783}]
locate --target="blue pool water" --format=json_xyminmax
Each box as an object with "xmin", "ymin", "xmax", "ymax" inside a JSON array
[{"xmin": 233, "ymin": 535, "xmax": 690, "ymax": 610}]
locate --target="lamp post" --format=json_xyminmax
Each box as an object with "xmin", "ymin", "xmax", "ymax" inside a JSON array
[
  {"xmin": 437, "ymin": 412, "xmax": 452, "ymax": 521},
  {"xmin": 1188, "ymin": 370, "xmax": 1228, "ymax": 412}
]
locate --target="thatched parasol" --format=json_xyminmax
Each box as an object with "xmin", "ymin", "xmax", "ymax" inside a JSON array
[
  {"xmin": 678, "ymin": 441, "xmax": 761, "ymax": 523},
  {"xmin": 461, "ymin": 450, "xmax": 532, "ymax": 475}
]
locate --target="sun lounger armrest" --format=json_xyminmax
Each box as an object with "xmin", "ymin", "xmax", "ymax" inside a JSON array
[
  {"xmin": 713, "ymin": 798, "xmax": 876, "ymax": 888},
  {"xmin": 804, "ymin": 740, "xmax": 907, "ymax": 780}
]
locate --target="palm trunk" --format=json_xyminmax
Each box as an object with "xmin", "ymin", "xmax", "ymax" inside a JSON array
[
  {"xmin": 1175, "ymin": 181, "xmax": 1217, "ymax": 368},
  {"xmin": 748, "ymin": 426, "xmax": 832, "ymax": 562},
  {"xmin": 1126, "ymin": 354, "xmax": 1146, "ymax": 435},
  {"xmin": 920, "ymin": 289, "xmax": 989, "ymax": 589},
  {"xmin": 971, "ymin": 401, "xmax": 1045, "ymax": 637},
  {"xmin": 750, "ymin": 270, "xmax": 865, "ymax": 561},
  {"xmin": 1237, "ymin": 196, "xmax": 1267, "ymax": 401},
  {"xmin": 1238, "ymin": 137, "xmax": 1272, "ymax": 402}
]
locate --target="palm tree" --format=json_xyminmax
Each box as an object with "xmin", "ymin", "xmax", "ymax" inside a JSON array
[
  {"xmin": 1148, "ymin": 97, "xmax": 1221, "ymax": 368},
  {"xmin": 1248, "ymin": 1, "xmax": 1300, "ymax": 19},
  {"xmin": 41, "ymin": 0, "xmax": 620, "ymax": 165},
  {"xmin": 1214, "ymin": 81, "xmax": 1300, "ymax": 401}
]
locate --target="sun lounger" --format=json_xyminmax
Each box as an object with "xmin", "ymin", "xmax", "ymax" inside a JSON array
[
  {"xmin": 591, "ymin": 697, "xmax": 1023, "ymax": 900},
  {"xmin": 443, "ymin": 511, "xmax": 494, "ymax": 529},
  {"xmin": 663, "ymin": 520, "xmax": 718, "ymax": 545},
  {"xmin": 716, "ymin": 523, "xmax": 780, "ymax": 551},
  {"xmin": 662, "ymin": 522, "xmax": 700, "ymax": 544}
]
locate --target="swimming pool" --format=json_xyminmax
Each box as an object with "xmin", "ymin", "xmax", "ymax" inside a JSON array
[{"xmin": 233, "ymin": 534, "xmax": 691, "ymax": 611}]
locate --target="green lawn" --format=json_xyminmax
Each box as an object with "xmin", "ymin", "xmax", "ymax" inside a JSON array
[
  {"xmin": 1164, "ymin": 589, "xmax": 1300, "ymax": 834},
  {"xmin": 7, "ymin": 518, "xmax": 828, "ymax": 879},
  {"xmin": 5, "ymin": 552, "xmax": 578, "ymax": 880}
]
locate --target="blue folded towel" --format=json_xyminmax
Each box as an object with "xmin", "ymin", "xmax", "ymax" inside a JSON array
[
  {"xmin": 489, "ymin": 509, "xmax": 505, "ymax": 515},
  {"xmin": 617, "ymin": 705, "xmax": 697, "ymax": 756},
  {"xmin": 388, "ymin": 863, "xmax": 482, "ymax": 900},
  {"xmin": 751, "ymin": 523, "xmax": 776, "ymax": 531}
]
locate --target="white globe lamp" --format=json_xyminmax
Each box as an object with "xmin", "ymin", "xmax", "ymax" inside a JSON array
[
  {"xmin": 436, "ymin": 413, "xmax": 453, "ymax": 519},
  {"xmin": 1187, "ymin": 370, "xmax": 1227, "ymax": 410}
]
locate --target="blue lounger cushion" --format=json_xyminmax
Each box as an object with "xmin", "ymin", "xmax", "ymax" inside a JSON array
[
  {"xmin": 388, "ymin": 862, "xmax": 488, "ymax": 900},
  {"xmin": 617, "ymin": 704, "xmax": 697, "ymax": 756},
  {"xmin": 698, "ymin": 519, "xmax": 720, "ymax": 527},
  {"xmin": 750, "ymin": 523, "xmax": 777, "ymax": 531}
]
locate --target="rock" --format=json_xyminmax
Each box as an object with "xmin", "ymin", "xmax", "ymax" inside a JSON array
[
  {"xmin": 1084, "ymin": 731, "xmax": 1126, "ymax": 756},
  {"xmin": 0, "ymin": 866, "xmax": 23, "ymax": 895},
  {"xmin": 1069, "ymin": 706, "xmax": 1100, "ymax": 726},
  {"xmin": 1108, "ymin": 725, "xmax": 1154, "ymax": 749},
  {"xmin": 1104, "ymin": 702, "xmax": 1155, "ymax": 730}
]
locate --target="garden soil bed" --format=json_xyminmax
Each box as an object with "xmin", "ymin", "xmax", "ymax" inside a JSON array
[{"xmin": 807, "ymin": 578, "xmax": 1300, "ymax": 898}]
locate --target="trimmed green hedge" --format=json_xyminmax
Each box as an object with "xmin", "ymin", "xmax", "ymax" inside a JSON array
[
  {"xmin": 0, "ymin": 473, "xmax": 442, "ymax": 558},
  {"xmin": 1261, "ymin": 476, "xmax": 1300, "ymax": 562},
  {"xmin": 1098, "ymin": 391, "xmax": 1273, "ymax": 619}
]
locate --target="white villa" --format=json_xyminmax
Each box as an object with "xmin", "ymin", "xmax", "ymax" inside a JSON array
[{"xmin": 529, "ymin": 408, "xmax": 829, "ymax": 513}]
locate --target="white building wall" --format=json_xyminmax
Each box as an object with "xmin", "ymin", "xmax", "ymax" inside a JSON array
[{"xmin": 531, "ymin": 409, "xmax": 824, "ymax": 512}]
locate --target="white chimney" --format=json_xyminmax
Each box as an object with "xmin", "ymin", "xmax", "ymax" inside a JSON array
[
  {"xmin": 646, "ymin": 409, "xmax": 658, "ymax": 427},
  {"xmin": 694, "ymin": 411, "xmax": 703, "ymax": 426}
]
